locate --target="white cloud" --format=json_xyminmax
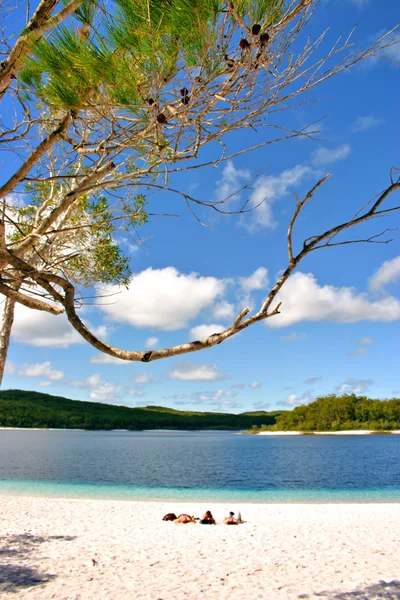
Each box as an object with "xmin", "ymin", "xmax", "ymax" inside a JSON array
[
  {"xmin": 175, "ymin": 388, "xmax": 242, "ymax": 411},
  {"xmin": 336, "ymin": 378, "xmax": 375, "ymax": 395},
  {"xmin": 18, "ymin": 361, "xmax": 64, "ymax": 381},
  {"xmin": 239, "ymin": 267, "xmax": 269, "ymax": 294},
  {"xmin": 311, "ymin": 144, "xmax": 351, "ymax": 166},
  {"xmin": 215, "ymin": 160, "xmax": 251, "ymax": 204},
  {"xmin": 98, "ymin": 267, "xmax": 225, "ymax": 331},
  {"xmin": 39, "ymin": 381, "xmax": 52, "ymax": 387},
  {"xmin": 280, "ymin": 332, "xmax": 308, "ymax": 341},
  {"xmin": 145, "ymin": 336, "xmax": 159, "ymax": 349},
  {"xmin": 212, "ymin": 301, "xmax": 236, "ymax": 321},
  {"xmin": 130, "ymin": 374, "xmax": 160, "ymax": 385},
  {"xmin": 383, "ymin": 39, "xmax": 400, "ymax": 62},
  {"xmin": 241, "ymin": 165, "xmax": 313, "ymax": 232},
  {"xmin": 128, "ymin": 388, "xmax": 146, "ymax": 398},
  {"xmin": 168, "ymin": 361, "xmax": 225, "ymax": 381},
  {"xmin": 369, "ymin": 256, "xmax": 400, "ymax": 291},
  {"xmin": 252, "ymin": 401, "xmax": 270, "ymax": 410},
  {"xmin": 67, "ymin": 373, "xmax": 122, "ymax": 402},
  {"xmin": 360, "ymin": 337, "xmax": 375, "ymax": 345},
  {"xmin": 351, "ymin": 115, "xmax": 384, "ymax": 132},
  {"xmin": 232, "ymin": 383, "xmax": 245, "ymax": 389},
  {"xmin": 347, "ymin": 347, "xmax": 368, "ymax": 356},
  {"xmin": 279, "ymin": 390, "xmax": 315, "ymax": 407},
  {"xmin": 266, "ymin": 272, "xmax": 400, "ymax": 327},
  {"xmin": 237, "ymin": 267, "xmax": 269, "ymax": 310},
  {"xmin": 90, "ymin": 354, "xmax": 129, "ymax": 365},
  {"xmin": 347, "ymin": 336, "xmax": 375, "ymax": 356},
  {"xmin": 304, "ymin": 377, "xmax": 321, "ymax": 385},
  {"xmin": 4, "ymin": 362, "xmax": 15, "ymax": 375},
  {"xmin": 191, "ymin": 389, "xmax": 237, "ymax": 402},
  {"xmin": 249, "ymin": 381, "xmax": 262, "ymax": 389},
  {"xmin": 131, "ymin": 374, "xmax": 152, "ymax": 384},
  {"xmin": 189, "ymin": 324, "xmax": 225, "ymax": 340},
  {"xmin": 164, "ymin": 393, "xmax": 188, "ymax": 401},
  {"xmin": 8, "ymin": 302, "xmax": 108, "ymax": 348}
]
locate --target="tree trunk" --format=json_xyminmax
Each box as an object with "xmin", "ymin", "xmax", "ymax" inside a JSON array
[{"xmin": 0, "ymin": 295, "xmax": 17, "ymax": 386}]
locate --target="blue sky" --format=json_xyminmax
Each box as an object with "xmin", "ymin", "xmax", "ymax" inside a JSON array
[{"xmin": 2, "ymin": 0, "xmax": 400, "ymax": 412}]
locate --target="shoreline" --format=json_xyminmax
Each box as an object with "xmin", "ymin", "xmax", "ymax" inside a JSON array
[
  {"xmin": 1, "ymin": 496, "xmax": 399, "ymax": 599},
  {"xmin": 258, "ymin": 429, "xmax": 400, "ymax": 435}
]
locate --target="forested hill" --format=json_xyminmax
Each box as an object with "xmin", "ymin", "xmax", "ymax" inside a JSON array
[
  {"xmin": 0, "ymin": 390, "xmax": 281, "ymax": 431},
  {"xmin": 255, "ymin": 394, "xmax": 400, "ymax": 432}
]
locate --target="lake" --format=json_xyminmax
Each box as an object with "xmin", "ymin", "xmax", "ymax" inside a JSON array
[{"xmin": 0, "ymin": 430, "xmax": 399, "ymax": 502}]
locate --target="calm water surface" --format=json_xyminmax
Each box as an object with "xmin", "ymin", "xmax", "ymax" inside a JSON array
[{"xmin": 0, "ymin": 430, "xmax": 399, "ymax": 502}]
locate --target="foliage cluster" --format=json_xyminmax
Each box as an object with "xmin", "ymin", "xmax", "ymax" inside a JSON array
[
  {"xmin": 250, "ymin": 395, "xmax": 400, "ymax": 432},
  {"xmin": 0, "ymin": 389, "xmax": 279, "ymax": 430}
]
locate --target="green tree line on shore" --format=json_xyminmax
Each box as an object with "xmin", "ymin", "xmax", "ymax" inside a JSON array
[
  {"xmin": 252, "ymin": 394, "xmax": 400, "ymax": 432},
  {"xmin": 0, "ymin": 390, "xmax": 280, "ymax": 430}
]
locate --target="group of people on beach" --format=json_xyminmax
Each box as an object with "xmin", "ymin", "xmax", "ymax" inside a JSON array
[{"xmin": 162, "ymin": 510, "xmax": 242, "ymax": 525}]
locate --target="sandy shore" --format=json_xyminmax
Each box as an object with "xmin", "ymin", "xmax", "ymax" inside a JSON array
[{"xmin": 1, "ymin": 496, "xmax": 399, "ymax": 599}]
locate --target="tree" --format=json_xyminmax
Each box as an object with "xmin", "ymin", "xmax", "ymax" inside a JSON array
[{"xmin": 0, "ymin": 0, "xmax": 399, "ymax": 374}]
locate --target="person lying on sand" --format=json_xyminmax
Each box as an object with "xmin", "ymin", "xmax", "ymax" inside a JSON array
[
  {"xmin": 162, "ymin": 513, "xmax": 196, "ymax": 523},
  {"xmin": 162, "ymin": 512, "xmax": 177, "ymax": 521},
  {"xmin": 224, "ymin": 511, "xmax": 239, "ymax": 525},
  {"xmin": 199, "ymin": 510, "xmax": 216, "ymax": 525},
  {"xmin": 175, "ymin": 514, "xmax": 197, "ymax": 523}
]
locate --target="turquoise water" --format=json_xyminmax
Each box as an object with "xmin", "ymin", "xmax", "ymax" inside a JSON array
[
  {"xmin": 1, "ymin": 479, "xmax": 400, "ymax": 503},
  {"xmin": 1, "ymin": 429, "xmax": 400, "ymax": 503}
]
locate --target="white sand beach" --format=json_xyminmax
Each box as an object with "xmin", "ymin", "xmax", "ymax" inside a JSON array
[
  {"xmin": 1, "ymin": 496, "xmax": 399, "ymax": 599},
  {"xmin": 258, "ymin": 430, "xmax": 400, "ymax": 435}
]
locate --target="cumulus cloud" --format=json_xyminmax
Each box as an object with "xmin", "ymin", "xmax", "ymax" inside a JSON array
[
  {"xmin": 279, "ymin": 390, "xmax": 315, "ymax": 407},
  {"xmin": 351, "ymin": 115, "xmax": 384, "ymax": 132},
  {"xmin": 191, "ymin": 389, "xmax": 237, "ymax": 402},
  {"xmin": 8, "ymin": 302, "xmax": 108, "ymax": 348},
  {"xmin": 311, "ymin": 144, "xmax": 351, "ymax": 166},
  {"xmin": 18, "ymin": 361, "xmax": 64, "ymax": 381},
  {"xmin": 90, "ymin": 354, "xmax": 129, "ymax": 365},
  {"xmin": 188, "ymin": 324, "xmax": 225, "ymax": 341},
  {"xmin": 280, "ymin": 332, "xmax": 308, "ymax": 341},
  {"xmin": 241, "ymin": 165, "xmax": 313, "ymax": 232},
  {"xmin": 239, "ymin": 267, "xmax": 269, "ymax": 294},
  {"xmin": 175, "ymin": 388, "xmax": 242, "ymax": 411},
  {"xmin": 369, "ymin": 256, "xmax": 400, "ymax": 291},
  {"xmin": 168, "ymin": 361, "xmax": 225, "ymax": 381},
  {"xmin": 215, "ymin": 160, "xmax": 251, "ymax": 205},
  {"xmin": 336, "ymin": 378, "xmax": 375, "ymax": 395},
  {"xmin": 237, "ymin": 267, "xmax": 269, "ymax": 309},
  {"xmin": 249, "ymin": 381, "xmax": 262, "ymax": 389},
  {"xmin": 130, "ymin": 374, "xmax": 160, "ymax": 385},
  {"xmin": 98, "ymin": 267, "xmax": 225, "ymax": 331},
  {"xmin": 383, "ymin": 39, "xmax": 400, "ymax": 62},
  {"xmin": 4, "ymin": 362, "xmax": 15, "ymax": 376},
  {"xmin": 266, "ymin": 271, "xmax": 400, "ymax": 327},
  {"xmin": 67, "ymin": 373, "xmax": 122, "ymax": 402},
  {"xmin": 212, "ymin": 301, "xmax": 236, "ymax": 321},
  {"xmin": 145, "ymin": 336, "xmax": 159, "ymax": 349}
]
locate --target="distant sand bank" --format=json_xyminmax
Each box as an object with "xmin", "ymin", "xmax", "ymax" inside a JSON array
[
  {"xmin": 258, "ymin": 430, "xmax": 400, "ymax": 435},
  {"xmin": 1, "ymin": 496, "xmax": 399, "ymax": 599}
]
